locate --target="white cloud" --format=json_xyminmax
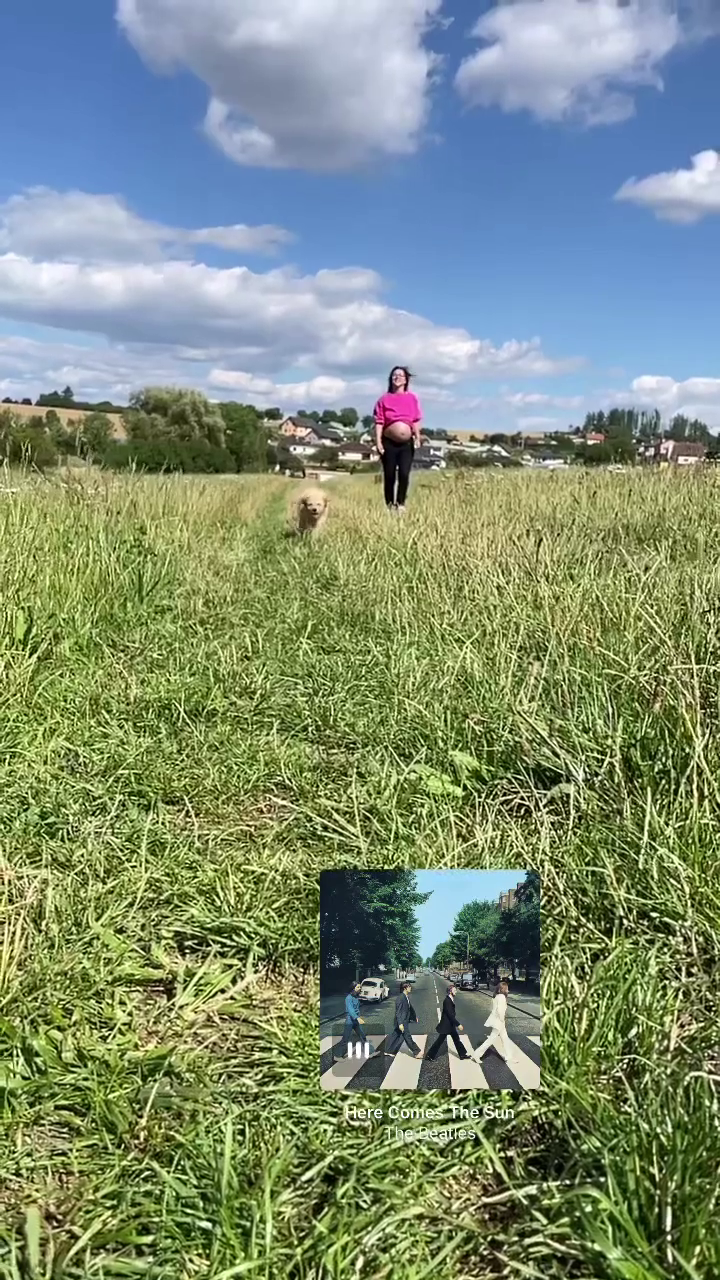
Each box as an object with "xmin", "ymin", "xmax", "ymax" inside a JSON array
[
  {"xmin": 0, "ymin": 334, "xmax": 200, "ymax": 404},
  {"xmin": 0, "ymin": 250, "xmax": 578, "ymax": 383},
  {"xmin": 0, "ymin": 187, "xmax": 293, "ymax": 263},
  {"xmin": 504, "ymin": 391, "xmax": 584, "ymax": 408},
  {"xmin": 601, "ymin": 374, "xmax": 720, "ymax": 428},
  {"xmin": 614, "ymin": 149, "xmax": 720, "ymax": 222},
  {"xmin": 455, "ymin": 0, "xmax": 680, "ymax": 126},
  {"xmin": 0, "ymin": 333, "xmax": 541, "ymax": 419},
  {"xmin": 206, "ymin": 368, "xmax": 377, "ymax": 407},
  {"xmin": 116, "ymin": 0, "xmax": 444, "ymax": 170},
  {"xmin": 0, "ymin": 183, "xmax": 581, "ymax": 420}
]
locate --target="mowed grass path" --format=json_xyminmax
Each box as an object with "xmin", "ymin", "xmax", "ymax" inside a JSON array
[{"xmin": 1, "ymin": 466, "xmax": 718, "ymax": 1279}]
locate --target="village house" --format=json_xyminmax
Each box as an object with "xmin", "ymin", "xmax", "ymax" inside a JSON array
[
  {"xmin": 284, "ymin": 439, "xmax": 323, "ymax": 459},
  {"xmin": 278, "ymin": 416, "xmax": 345, "ymax": 444},
  {"xmin": 656, "ymin": 439, "xmax": 706, "ymax": 466},
  {"xmin": 279, "ymin": 415, "xmax": 316, "ymax": 439},
  {"xmin": 584, "ymin": 432, "xmax": 606, "ymax": 445},
  {"xmin": 422, "ymin": 440, "xmax": 447, "ymax": 460},
  {"xmin": 415, "ymin": 445, "xmax": 447, "ymax": 469},
  {"xmin": 446, "ymin": 441, "xmax": 512, "ymax": 460},
  {"xmin": 337, "ymin": 442, "xmax": 378, "ymax": 463}
]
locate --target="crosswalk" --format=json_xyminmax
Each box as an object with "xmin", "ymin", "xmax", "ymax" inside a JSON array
[{"xmin": 320, "ymin": 1031, "xmax": 541, "ymax": 1091}]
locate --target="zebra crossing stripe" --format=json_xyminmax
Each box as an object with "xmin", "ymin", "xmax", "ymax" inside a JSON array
[
  {"xmin": 505, "ymin": 1043, "xmax": 541, "ymax": 1089},
  {"xmin": 319, "ymin": 1033, "xmax": 541, "ymax": 1091},
  {"xmin": 380, "ymin": 1036, "xmax": 427, "ymax": 1090},
  {"xmin": 320, "ymin": 1039, "xmax": 381, "ymax": 1091},
  {"xmin": 448, "ymin": 1035, "xmax": 540, "ymax": 1090},
  {"xmin": 447, "ymin": 1035, "xmax": 489, "ymax": 1089}
]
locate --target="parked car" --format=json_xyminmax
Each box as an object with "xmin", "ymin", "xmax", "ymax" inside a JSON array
[
  {"xmin": 458, "ymin": 972, "xmax": 477, "ymax": 990},
  {"xmin": 358, "ymin": 978, "xmax": 389, "ymax": 1002},
  {"xmin": 406, "ymin": 971, "xmax": 417, "ymax": 982}
]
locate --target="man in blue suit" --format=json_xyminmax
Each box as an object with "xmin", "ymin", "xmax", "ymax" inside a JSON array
[{"xmin": 334, "ymin": 982, "xmax": 367, "ymax": 1060}]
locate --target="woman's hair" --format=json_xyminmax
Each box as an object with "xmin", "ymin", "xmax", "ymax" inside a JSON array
[
  {"xmin": 387, "ymin": 366, "xmax": 412, "ymax": 393},
  {"xmin": 494, "ymin": 981, "xmax": 508, "ymax": 996}
]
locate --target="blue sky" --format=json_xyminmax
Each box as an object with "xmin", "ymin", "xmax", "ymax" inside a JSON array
[
  {"xmin": 415, "ymin": 869, "xmax": 524, "ymax": 960},
  {"xmin": 1, "ymin": 0, "xmax": 720, "ymax": 431}
]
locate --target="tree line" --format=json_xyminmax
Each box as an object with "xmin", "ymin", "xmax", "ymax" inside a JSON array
[
  {"xmin": 428, "ymin": 871, "xmax": 540, "ymax": 982},
  {"xmin": 1, "ymin": 382, "xmax": 716, "ymax": 472},
  {"xmin": 320, "ymin": 871, "xmax": 428, "ymax": 982},
  {"xmin": 0, "ymin": 388, "xmax": 273, "ymax": 473}
]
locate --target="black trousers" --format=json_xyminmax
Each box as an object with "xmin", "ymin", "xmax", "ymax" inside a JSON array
[
  {"xmin": 381, "ymin": 437, "xmax": 414, "ymax": 507},
  {"xmin": 385, "ymin": 1023, "xmax": 419, "ymax": 1055},
  {"xmin": 426, "ymin": 1027, "xmax": 468, "ymax": 1060},
  {"xmin": 336, "ymin": 1017, "xmax": 366, "ymax": 1057}
]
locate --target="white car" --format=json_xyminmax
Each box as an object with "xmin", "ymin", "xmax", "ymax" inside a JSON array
[
  {"xmin": 358, "ymin": 978, "xmax": 389, "ymax": 1002},
  {"xmin": 406, "ymin": 972, "xmax": 417, "ymax": 982}
]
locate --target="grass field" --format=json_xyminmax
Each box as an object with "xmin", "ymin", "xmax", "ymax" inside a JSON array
[{"xmin": 1, "ymin": 464, "xmax": 718, "ymax": 1279}]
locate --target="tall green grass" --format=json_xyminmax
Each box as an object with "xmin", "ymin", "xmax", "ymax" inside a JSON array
[{"xmin": 0, "ymin": 464, "xmax": 718, "ymax": 1278}]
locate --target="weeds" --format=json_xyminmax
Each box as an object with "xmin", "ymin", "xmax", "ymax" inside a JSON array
[{"xmin": 0, "ymin": 466, "xmax": 718, "ymax": 1277}]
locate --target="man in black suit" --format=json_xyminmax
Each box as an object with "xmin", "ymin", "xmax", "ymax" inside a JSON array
[
  {"xmin": 384, "ymin": 982, "xmax": 420, "ymax": 1057},
  {"xmin": 426, "ymin": 984, "xmax": 469, "ymax": 1060}
]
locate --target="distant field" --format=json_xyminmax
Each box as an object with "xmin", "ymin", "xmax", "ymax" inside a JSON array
[
  {"xmin": 0, "ymin": 467, "xmax": 718, "ymax": 1278},
  {"xmin": 2, "ymin": 402, "xmax": 126, "ymax": 435}
]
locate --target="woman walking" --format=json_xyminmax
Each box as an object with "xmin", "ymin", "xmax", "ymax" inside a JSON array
[
  {"xmin": 470, "ymin": 981, "xmax": 517, "ymax": 1065},
  {"xmin": 373, "ymin": 366, "xmax": 422, "ymax": 513}
]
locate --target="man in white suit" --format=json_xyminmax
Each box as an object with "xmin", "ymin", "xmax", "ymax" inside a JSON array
[{"xmin": 470, "ymin": 980, "xmax": 517, "ymax": 1065}]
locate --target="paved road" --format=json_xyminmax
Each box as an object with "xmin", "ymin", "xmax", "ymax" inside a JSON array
[{"xmin": 319, "ymin": 970, "xmax": 542, "ymax": 1092}]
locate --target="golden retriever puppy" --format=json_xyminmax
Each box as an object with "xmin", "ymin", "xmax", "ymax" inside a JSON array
[{"xmin": 295, "ymin": 487, "xmax": 329, "ymax": 535}]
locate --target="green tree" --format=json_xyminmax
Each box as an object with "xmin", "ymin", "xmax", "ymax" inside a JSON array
[
  {"xmin": 546, "ymin": 432, "xmax": 575, "ymax": 453},
  {"xmin": 80, "ymin": 411, "xmax": 113, "ymax": 459},
  {"xmin": 452, "ymin": 899, "xmax": 504, "ymax": 972},
  {"xmin": 577, "ymin": 441, "xmax": 613, "ymax": 467},
  {"xmin": 0, "ymin": 410, "xmax": 57, "ymax": 469},
  {"xmin": 637, "ymin": 409, "xmax": 661, "ymax": 441},
  {"xmin": 509, "ymin": 873, "xmax": 541, "ymax": 974},
  {"xmin": 667, "ymin": 414, "xmax": 711, "ymax": 445},
  {"xmin": 310, "ymin": 445, "xmax": 340, "ymax": 466},
  {"xmin": 44, "ymin": 409, "xmax": 75, "ymax": 456},
  {"xmin": 102, "ymin": 438, "xmax": 235, "ymax": 474},
  {"xmin": 338, "ymin": 407, "xmax": 359, "ymax": 428},
  {"xmin": 219, "ymin": 402, "xmax": 269, "ymax": 472},
  {"xmin": 320, "ymin": 871, "xmax": 431, "ymax": 977},
  {"xmin": 123, "ymin": 387, "xmax": 225, "ymax": 449},
  {"xmin": 430, "ymin": 940, "xmax": 457, "ymax": 970}
]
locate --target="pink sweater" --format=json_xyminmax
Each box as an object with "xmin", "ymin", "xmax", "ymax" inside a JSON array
[{"xmin": 373, "ymin": 391, "xmax": 422, "ymax": 431}]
